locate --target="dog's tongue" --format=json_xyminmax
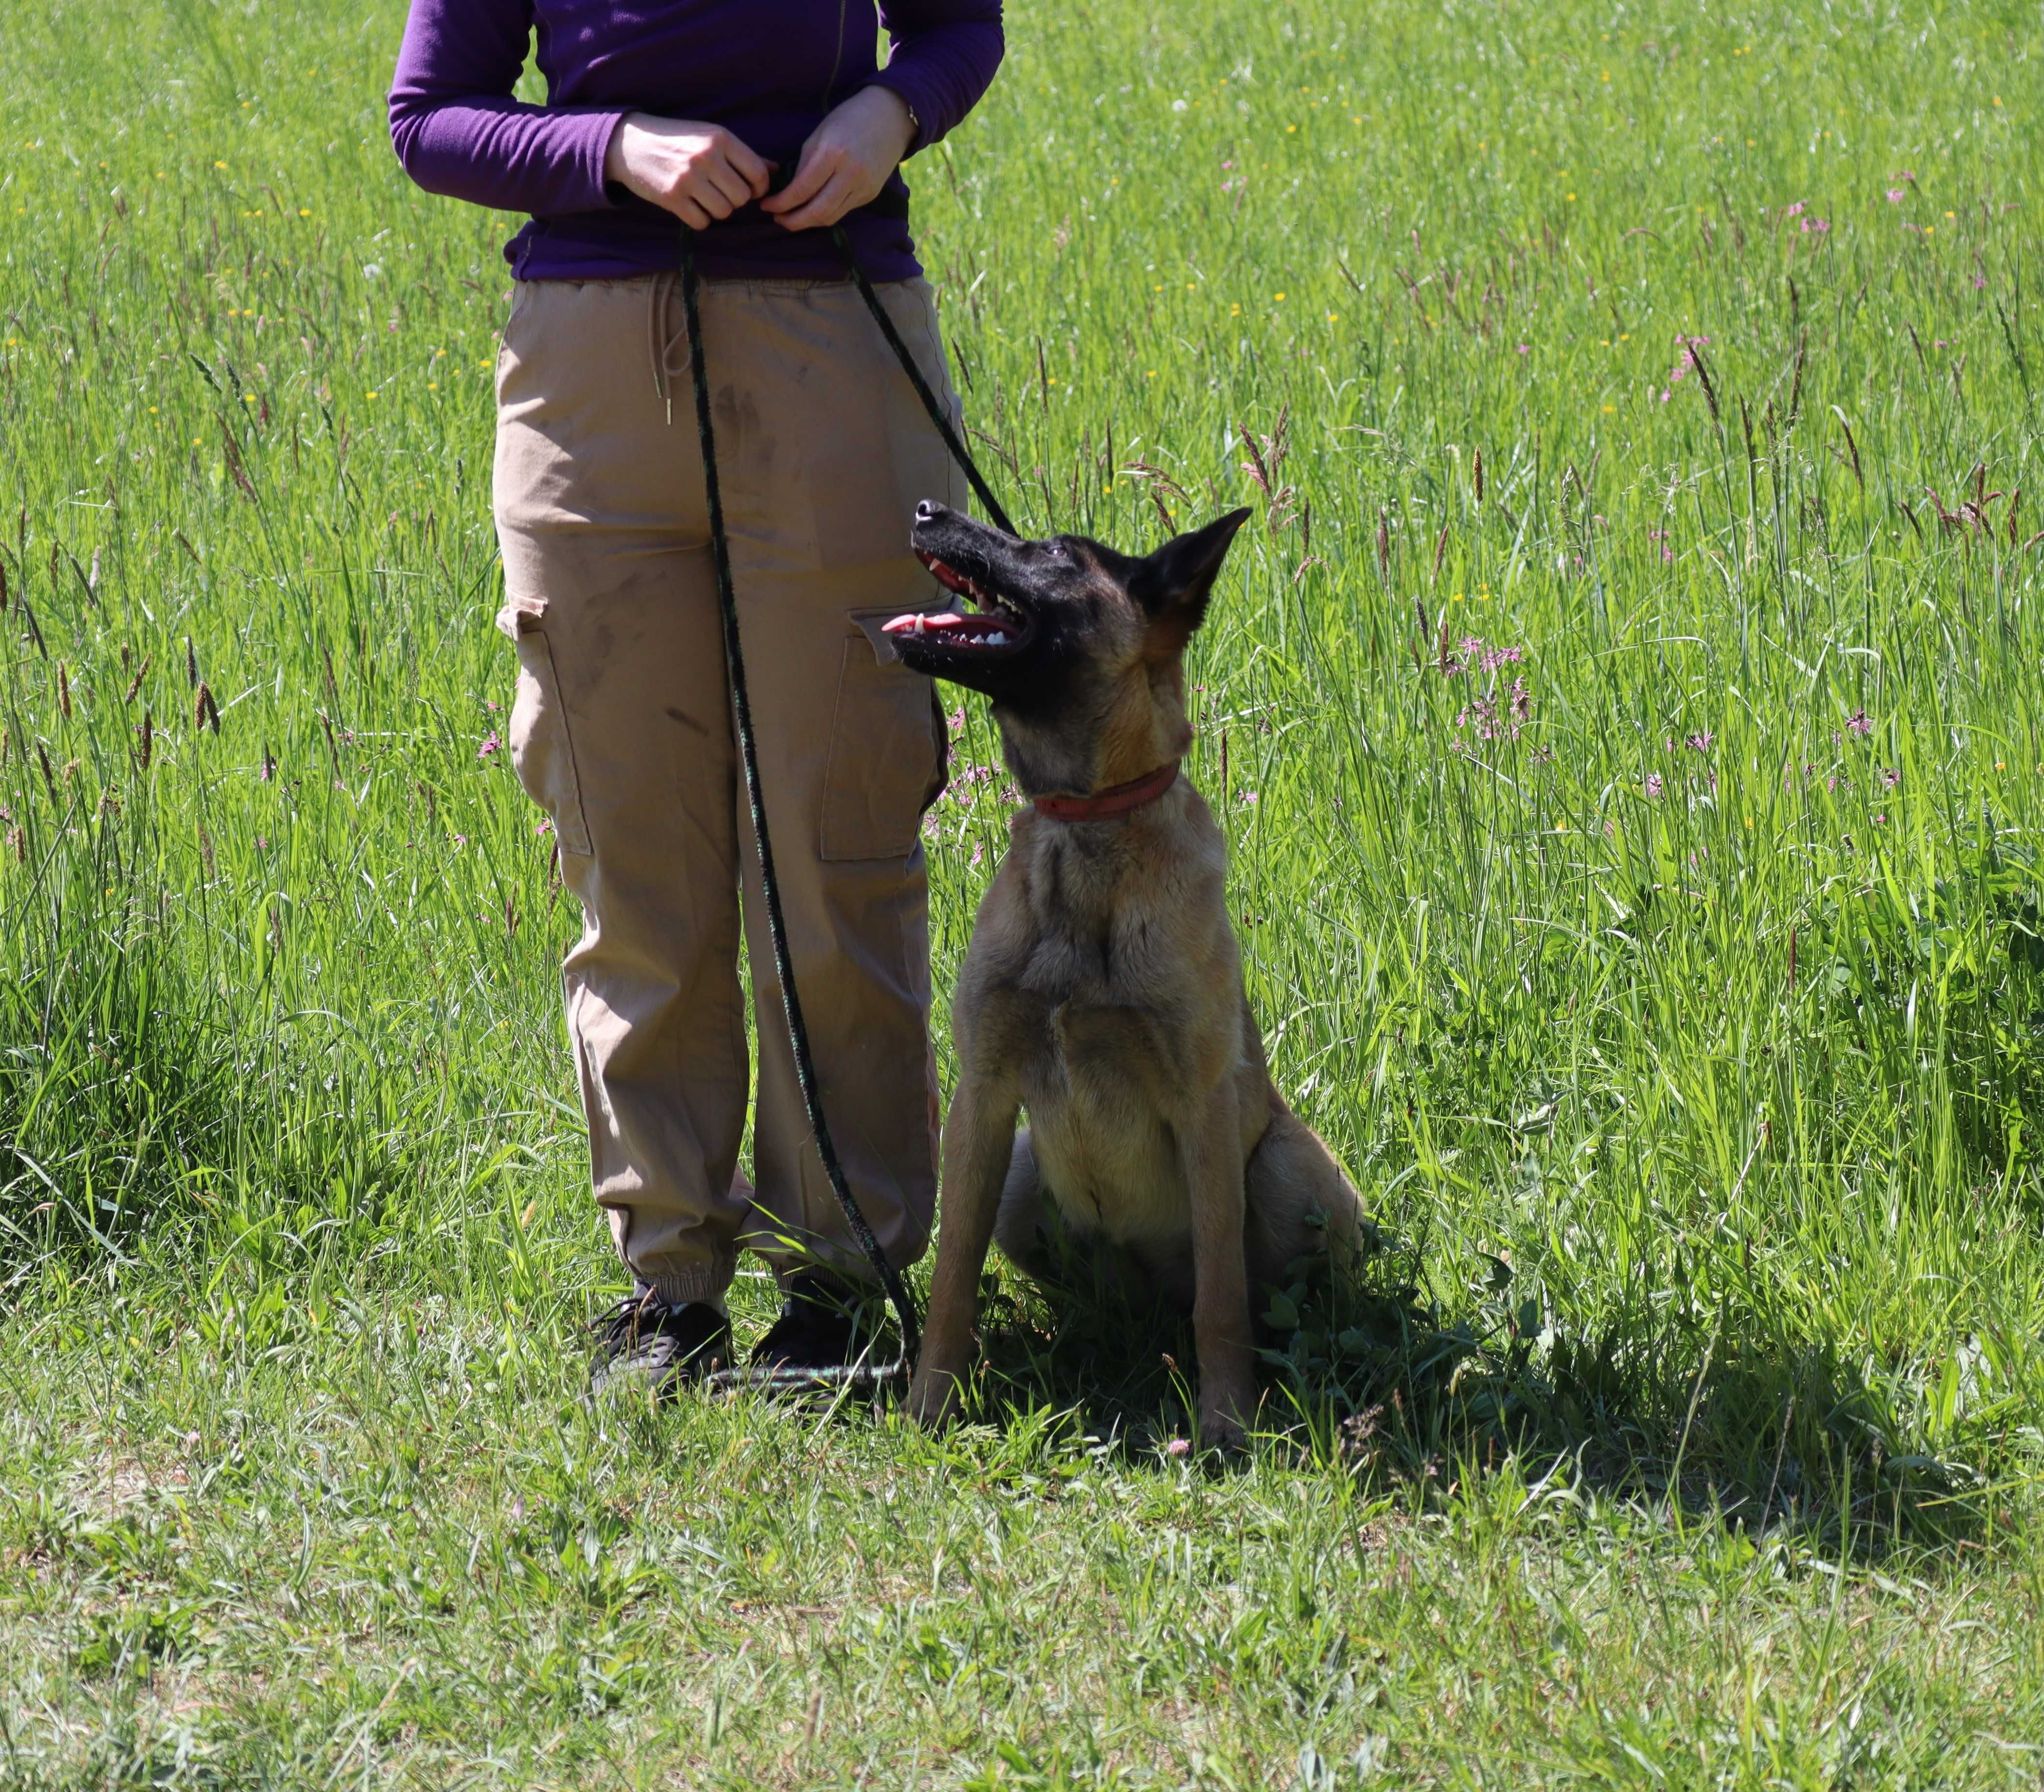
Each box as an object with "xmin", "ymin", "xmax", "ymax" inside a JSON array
[
  {"xmin": 882, "ymin": 610, "xmax": 1016, "ymax": 644},
  {"xmin": 882, "ymin": 609, "xmax": 963, "ymax": 638}
]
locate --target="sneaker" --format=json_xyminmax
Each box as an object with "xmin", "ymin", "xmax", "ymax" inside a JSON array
[
  {"xmin": 588, "ymin": 1290, "xmax": 733, "ymax": 1400},
  {"xmin": 749, "ymin": 1269, "xmax": 888, "ymax": 1374}
]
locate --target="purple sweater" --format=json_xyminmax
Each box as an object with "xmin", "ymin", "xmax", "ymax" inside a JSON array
[{"xmin": 389, "ymin": 0, "xmax": 1003, "ymax": 281}]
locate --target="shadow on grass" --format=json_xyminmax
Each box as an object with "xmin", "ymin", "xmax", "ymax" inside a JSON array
[{"xmin": 958, "ymin": 1236, "xmax": 1995, "ymax": 1558}]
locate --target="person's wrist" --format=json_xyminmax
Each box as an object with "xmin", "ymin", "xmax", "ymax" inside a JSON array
[
  {"xmin": 863, "ymin": 83, "xmax": 917, "ymax": 159},
  {"xmin": 601, "ymin": 112, "xmax": 642, "ymax": 189}
]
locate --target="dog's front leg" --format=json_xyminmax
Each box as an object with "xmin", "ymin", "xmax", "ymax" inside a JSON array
[
  {"xmin": 907, "ymin": 1074, "xmax": 1020, "ymax": 1427},
  {"xmin": 1183, "ymin": 1094, "xmax": 1256, "ymax": 1448}
]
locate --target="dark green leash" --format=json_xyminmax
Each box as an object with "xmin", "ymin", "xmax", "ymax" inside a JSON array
[{"xmin": 678, "ymin": 199, "xmax": 1011, "ymax": 1393}]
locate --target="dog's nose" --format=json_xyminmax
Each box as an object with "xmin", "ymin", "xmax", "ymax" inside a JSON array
[{"xmin": 915, "ymin": 499, "xmax": 946, "ymax": 525}]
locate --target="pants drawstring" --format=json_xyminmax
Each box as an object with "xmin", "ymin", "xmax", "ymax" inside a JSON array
[{"xmin": 647, "ymin": 270, "xmax": 688, "ymax": 427}]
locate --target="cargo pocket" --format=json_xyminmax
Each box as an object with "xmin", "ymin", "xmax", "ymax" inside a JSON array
[
  {"xmin": 819, "ymin": 611, "xmax": 946, "ymax": 862},
  {"xmin": 497, "ymin": 593, "xmax": 595, "ymax": 859}
]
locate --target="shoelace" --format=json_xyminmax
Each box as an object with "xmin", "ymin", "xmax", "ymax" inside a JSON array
[{"xmin": 590, "ymin": 1289, "xmax": 663, "ymax": 1352}]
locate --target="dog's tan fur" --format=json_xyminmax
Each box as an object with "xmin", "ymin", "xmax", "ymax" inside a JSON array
[{"xmin": 902, "ymin": 509, "xmax": 1363, "ymax": 1446}]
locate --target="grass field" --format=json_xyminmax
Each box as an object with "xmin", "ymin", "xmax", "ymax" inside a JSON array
[{"xmin": 4, "ymin": 0, "xmax": 2044, "ymax": 1780}]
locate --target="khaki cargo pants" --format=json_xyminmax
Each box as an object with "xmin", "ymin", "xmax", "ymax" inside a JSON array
[{"xmin": 493, "ymin": 274, "xmax": 964, "ymax": 1307}]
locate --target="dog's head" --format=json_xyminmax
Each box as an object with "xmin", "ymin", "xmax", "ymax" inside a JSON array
[{"xmin": 885, "ymin": 501, "xmax": 1251, "ymax": 795}]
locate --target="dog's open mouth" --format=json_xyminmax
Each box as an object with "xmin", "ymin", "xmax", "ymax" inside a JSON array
[{"xmin": 884, "ymin": 552, "xmax": 1033, "ymax": 655}]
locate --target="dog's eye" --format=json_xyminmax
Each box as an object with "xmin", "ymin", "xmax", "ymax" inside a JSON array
[{"xmin": 1045, "ymin": 540, "xmax": 1066, "ymax": 559}]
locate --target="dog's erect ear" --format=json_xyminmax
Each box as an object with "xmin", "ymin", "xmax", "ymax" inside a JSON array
[{"xmin": 1127, "ymin": 507, "xmax": 1252, "ymax": 639}]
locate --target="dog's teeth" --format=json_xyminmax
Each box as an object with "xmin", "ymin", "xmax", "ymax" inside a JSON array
[
  {"xmin": 912, "ymin": 615, "xmax": 926, "ymax": 636},
  {"xmin": 984, "ymin": 631, "xmax": 1008, "ymax": 646}
]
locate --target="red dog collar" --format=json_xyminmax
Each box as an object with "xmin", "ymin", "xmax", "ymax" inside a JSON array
[{"xmin": 1032, "ymin": 762, "xmax": 1181, "ymax": 822}]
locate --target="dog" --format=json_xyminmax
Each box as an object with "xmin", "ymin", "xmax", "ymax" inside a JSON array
[{"xmin": 885, "ymin": 499, "xmax": 1366, "ymax": 1446}]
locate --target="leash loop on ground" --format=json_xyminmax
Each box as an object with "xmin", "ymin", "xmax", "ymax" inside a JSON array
[{"xmin": 677, "ymin": 211, "xmax": 1012, "ymax": 1395}]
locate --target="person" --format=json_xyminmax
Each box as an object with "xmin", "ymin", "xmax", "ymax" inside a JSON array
[{"xmin": 389, "ymin": 0, "xmax": 1004, "ymax": 1392}]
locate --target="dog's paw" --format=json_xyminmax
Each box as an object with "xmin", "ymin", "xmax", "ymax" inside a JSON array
[
  {"xmin": 1197, "ymin": 1414, "xmax": 1246, "ymax": 1454},
  {"xmin": 906, "ymin": 1365, "xmax": 963, "ymax": 1429},
  {"xmin": 1195, "ymin": 1391, "xmax": 1252, "ymax": 1454}
]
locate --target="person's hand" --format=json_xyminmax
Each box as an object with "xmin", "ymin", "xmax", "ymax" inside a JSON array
[
  {"xmin": 762, "ymin": 86, "xmax": 914, "ymax": 232},
  {"xmin": 604, "ymin": 112, "xmax": 773, "ymax": 229}
]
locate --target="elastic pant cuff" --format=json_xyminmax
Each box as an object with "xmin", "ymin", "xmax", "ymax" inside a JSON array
[{"xmin": 634, "ymin": 1261, "xmax": 733, "ymax": 1311}]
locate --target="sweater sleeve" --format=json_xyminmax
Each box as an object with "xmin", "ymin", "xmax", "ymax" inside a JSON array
[
  {"xmin": 388, "ymin": 0, "xmax": 626, "ymax": 216},
  {"xmin": 868, "ymin": 0, "xmax": 1004, "ymax": 152}
]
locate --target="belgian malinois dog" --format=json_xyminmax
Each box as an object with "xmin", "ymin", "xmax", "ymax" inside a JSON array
[{"xmin": 885, "ymin": 499, "xmax": 1365, "ymax": 1446}]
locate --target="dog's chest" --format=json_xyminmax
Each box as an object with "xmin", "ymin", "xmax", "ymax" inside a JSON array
[
  {"xmin": 981, "ymin": 947, "xmax": 1202, "ymax": 1247},
  {"xmin": 1036, "ymin": 1011, "xmax": 1190, "ymax": 1244},
  {"xmin": 961, "ymin": 833, "xmax": 1238, "ymax": 1245}
]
